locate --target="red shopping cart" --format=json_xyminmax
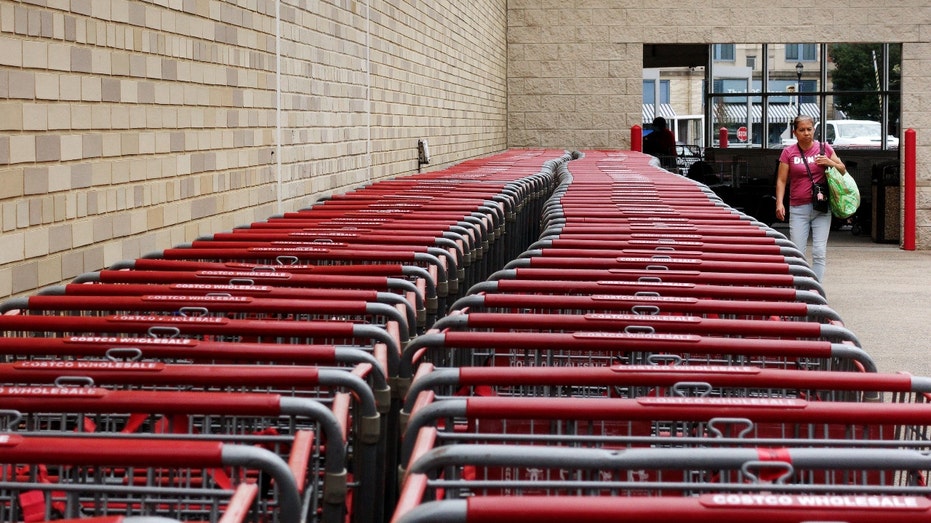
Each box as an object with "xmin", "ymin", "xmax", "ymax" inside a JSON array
[
  {"xmin": 429, "ymin": 311, "xmax": 860, "ymax": 346},
  {"xmin": 107, "ymin": 258, "xmax": 438, "ymax": 325},
  {"xmin": 400, "ymin": 364, "xmax": 924, "ymax": 426},
  {"xmin": 394, "ymin": 447, "xmax": 931, "ymax": 523},
  {"xmin": 0, "ymin": 388, "xmax": 353, "ymax": 522},
  {"xmin": 0, "ymin": 433, "xmax": 304, "ymax": 523},
  {"xmin": 399, "ymin": 330, "xmax": 876, "ymax": 385}
]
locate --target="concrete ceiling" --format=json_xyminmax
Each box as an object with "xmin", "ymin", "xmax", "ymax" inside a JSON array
[{"xmin": 643, "ymin": 44, "xmax": 709, "ymax": 69}]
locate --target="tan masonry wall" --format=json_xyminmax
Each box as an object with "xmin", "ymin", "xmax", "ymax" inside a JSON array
[
  {"xmin": 0, "ymin": 0, "xmax": 508, "ymax": 299},
  {"xmin": 506, "ymin": 1, "xmax": 931, "ymax": 249}
]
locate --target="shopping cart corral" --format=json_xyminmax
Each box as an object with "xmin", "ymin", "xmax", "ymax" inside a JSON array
[{"xmin": 0, "ymin": 149, "xmax": 918, "ymax": 523}]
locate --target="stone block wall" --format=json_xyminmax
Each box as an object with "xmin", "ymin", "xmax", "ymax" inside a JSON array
[
  {"xmin": 0, "ymin": 0, "xmax": 509, "ymax": 299},
  {"xmin": 2, "ymin": 0, "xmax": 930, "ymax": 300},
  {"xmin": 507, "ymin": 0, "xmax": 931, "ymax": 249}
]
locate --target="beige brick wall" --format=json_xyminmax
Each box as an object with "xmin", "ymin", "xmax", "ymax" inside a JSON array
[
  {"xmin": 3, "ymin": 0, "xmax": 929, "ymax": 301},
  {"xmin": 902, "ymin": 42, "xmax": 931, "ymax": 249},
  {"xmin": 0, "ymin": 0, "xmax": 509, "ymax": 300},
  {"xmin": 507, "ymin": 0, "xmax": 931, "ymax": 248}
]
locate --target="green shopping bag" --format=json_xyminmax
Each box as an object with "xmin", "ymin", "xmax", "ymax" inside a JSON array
[{"xmin": 825, "ymin": 166, "xmax": 861, "ymax": 219}]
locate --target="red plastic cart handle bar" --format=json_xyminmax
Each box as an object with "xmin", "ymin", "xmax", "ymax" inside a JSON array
[
  {"xmin": 524, "ymin": 247, "xmax": 798, "ymax": 265},
  {"xmin": 494, "ymin": 266, "xmax": 813, "ymax": 289},
  {"xmin": 0, "ymin": 334, "xmax": 376, "ymax": 370},
  {"xmin": 507, "ymin": 256, "xmax": 814, "ymax": 278},
  {"xmin": 150, "ymin": 247, "xmax": 453, "ymax": 294},
  {"xmin": 399, "ymin": 331, "xmax": 874, "ymax": 379},
  {"xmin": 46, "ymin": 282, "xmax": 417, "ymax": 338},
  {"xmin": 0, "ymin": 362, "xmax": 381, "ymax": 422},
  {"xmin": 392, "ymin": 493, "xmax": 931, "ymax": 523},
  {"xmin": 532, "ymin": 237, "xmax": 799, "ymax": 257},
  {"xmin": 448, "ymin": 293, "xmax": 835, "ymax": 321},
  {"xmin": 402, "ymin": 365, "xmax": 912, "ymax": 414},
  {"xmin": 0, "ymin": 317, "xmax": 399, "ymax": 377},
  {"xmin": 10, "ymin": 294, "xmax": 410, "ymax": 342},
  {"xmin": 468, "ymin": 279, "xmax": 825, "ymax": 305},
  {"xmin": 109, "ymin": 258, "xmax": 439, "ymax": 306},
  {"xmin": 0, "ymin": 392, "xmax": 347, "ymax": 477},
  {"xmin": 430, "ymin": 312, "xmax": 858, "ymax": 346}
]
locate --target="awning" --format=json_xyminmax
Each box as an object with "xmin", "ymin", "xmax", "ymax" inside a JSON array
[
  {"xmin": 642, "ymin": 103, "xmax": 677, "ymax": 122},
  {"xmin": 716, "ymin": 103, "xmax": 820, "ymax": 124}
]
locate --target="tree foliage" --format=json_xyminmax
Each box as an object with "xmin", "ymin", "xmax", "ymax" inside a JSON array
[{"xmin": 828, "ymin": 44, "xmax": 901, "ymax": 131}]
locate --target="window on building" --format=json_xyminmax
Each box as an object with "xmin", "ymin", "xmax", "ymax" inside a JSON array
[
  {"xmin": 705, "ymin": 43, "xmax": 900, "ymax": 150},
  {"xmin": 643, "ymin": 79, "xmax": 671, "ymax": 104},
  {"xmin": 786, "ymin": 43, "xmax": 817, "ymax": 62},
  {"xmin": 713, "ymin": 44, "xmax": 735, "ymax": 62}
]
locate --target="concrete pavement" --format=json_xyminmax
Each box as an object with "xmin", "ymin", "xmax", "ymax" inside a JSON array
[{"xmin": 797, "ymin": 225, "xmax": 931, "ymax": 376}]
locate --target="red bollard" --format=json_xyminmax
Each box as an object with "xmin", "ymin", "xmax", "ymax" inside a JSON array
[
  {"xmin": 631, "ymin": 125, "xmax": 642, "ymax": 152},
  {"xmin": 903, "ymin": 128, "xmax": 916, "ymax": 251},
  {"xmin": 719, "ymin": 127, "xmax": 729, "ymax": 148}
]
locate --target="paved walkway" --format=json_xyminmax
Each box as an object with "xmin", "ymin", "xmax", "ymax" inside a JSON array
[{"xmin": 797, "ymin": 225, "xmax": 931, "ymax": 376}]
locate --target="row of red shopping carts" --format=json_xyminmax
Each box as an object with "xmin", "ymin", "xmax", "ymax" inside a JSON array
[
  {"xmin": 0, "ymin": 149, "xmax": 571, "ymax": 523},
  {"xmin": 3, "ymin": 147, "xmax": 931, "ymax": 523},
  {"xmin": 391, "ymin": 150, "xmax": 931, "ymax": 523}
]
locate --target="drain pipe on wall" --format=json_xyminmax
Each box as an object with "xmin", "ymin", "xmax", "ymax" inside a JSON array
[{"xmin": 275, "ymin": 0, "xmax": 282, "ymax": 214}]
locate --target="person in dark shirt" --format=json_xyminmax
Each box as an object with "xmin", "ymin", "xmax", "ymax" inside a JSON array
[{"xmin": 643, "ymin": 116, "xmax": 677, "ymax": 170}]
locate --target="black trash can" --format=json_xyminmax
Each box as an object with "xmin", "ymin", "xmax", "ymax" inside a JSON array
[{"xmin": 871, "ymin": 161, "xmax": 900, "ymax": 243}]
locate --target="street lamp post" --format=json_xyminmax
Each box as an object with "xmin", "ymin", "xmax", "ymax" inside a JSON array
[{"xmin": 795, "ymin": 62, "xmax": 804, "ymax": 116}]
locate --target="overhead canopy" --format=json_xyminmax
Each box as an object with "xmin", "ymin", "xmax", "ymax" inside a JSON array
[
  {"xmin": 642, "ymin": 103, "xmax": 677, "ymax": 122},
  {"xmin": 643, "ymin": 44, "xmax": 708, "ymax": 68},
  {"xmin": 716, "ymin": 103, "xmax": 821, "ymax": 124}
]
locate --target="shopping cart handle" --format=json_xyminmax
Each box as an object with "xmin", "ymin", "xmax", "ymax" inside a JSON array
[
  {"xmin": 401, "ymin": 398, "xmax": 468, "ymax": 468},
  {"xmin": 0, "ymin": 297, "xmax": 28, "ymax": 314},
  {"xmin": 788, "ymin": 264, "xmax": 818, "ymax": 279},
  {"xmin": 221, "ymin": 444, "xmax": 303, "ymax": 523},
  {"xmin": 796, "ymin": 290, "xmax": 827, "ymax": 305},
  {"xmin": 830, "ymin": 343, "xmax": 879, "ymax": 373},
  {"xmin": 392, "ymin": 499, "xmax": 467, "ymax": 523},
  {"xmin": 820, "ymin": 324, "xmax": 862, "ymax": 347},
  {"xmin": 400, "ymin": 332, "xmax": 449, "ymax": 380}
]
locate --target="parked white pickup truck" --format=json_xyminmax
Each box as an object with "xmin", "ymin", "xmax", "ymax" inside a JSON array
[{"xmin": 782, "ymin": 119, "xmax": 899, "ymax": 149}]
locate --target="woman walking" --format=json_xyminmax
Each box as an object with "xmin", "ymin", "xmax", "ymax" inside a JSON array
[{"xmin": 775, "ymin": 115, "xmax": 847, "ymax": 282}]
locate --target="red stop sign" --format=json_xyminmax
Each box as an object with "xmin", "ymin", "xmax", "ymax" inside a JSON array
[{"xmin": 737, "ymin": 126, "xmax": 748, "ymax": 141}]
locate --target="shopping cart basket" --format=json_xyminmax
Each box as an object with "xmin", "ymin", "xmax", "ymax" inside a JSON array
[
  {"xmin": 429, "ymin": 311, "xmax": 860, "ymax": 346},
  {"xmin": 74, "ymin": 266, "xmax": 427, "ymax": 330},
  {"xmin": 37, "ymin": 282, "xmax": 417, "ymax": 340},
  {"xmin": 447, "ymin": 293, "xmax": 841, "ymax": 322},
  {"xmin": 485, "ymin": 266, "xmax": 825, "ymax": 295},
  {"xmin": 466, "ymin": 278, "xmax": 827, "ymax": 305},
  {"xmin": 0, "ymin": 388, "xmax": 352, "ymax": 522},
  {"xmin": 401, "ymin": 364, "xmax": 924, "ymax": 425},
  {"xmin": 400, "ymin": 394, "xmax": 931, "ymax": 472},
  {"xmin": 143, "ymin": 246, "xmax": 453, "ymax": 314},
  {"xmin": 0, "ymin": 299, "xmax": 403, "ymax": 379},
  {"xmin": 399, "ymin": 330, "xmax": 876, "ymax": 385},
  {"xmin": 1, "ymin": 292, "xmax": 411, "ymax": 346}
]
